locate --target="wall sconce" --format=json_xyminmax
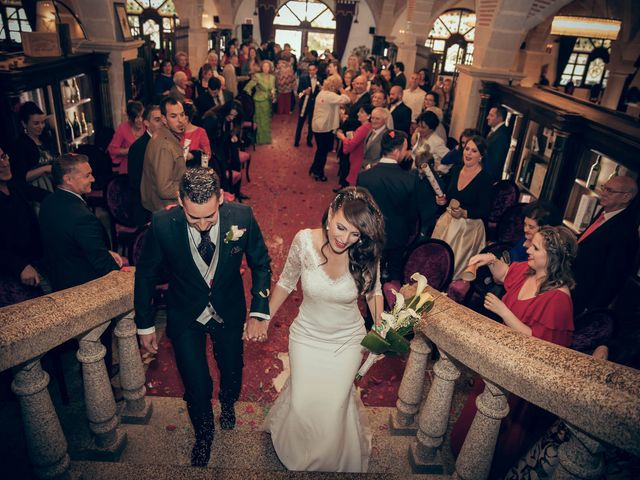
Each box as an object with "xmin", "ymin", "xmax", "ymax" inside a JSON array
[{"xmin": 36, "ymin": 1, "xmax": 58, "ymax": 33}]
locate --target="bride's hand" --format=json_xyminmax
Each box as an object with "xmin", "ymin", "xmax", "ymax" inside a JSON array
[{"xmin": 244, "ymin": 317, "xmax": 269, "ymax": 342}]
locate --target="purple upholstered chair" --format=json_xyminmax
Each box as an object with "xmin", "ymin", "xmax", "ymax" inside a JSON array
[
  {"xmin": 497, "ymin": 202, "xmax": 526, "ymax": 245},
  {"xmin": 383, "ymin": 239, "xmax": 455, "ymax": 308},
  {"xmin": 571, "ymin": 309, "xmax": 614, "ymax": 355},
  {"xmin": 486, "ymin": 180, "xmax": 519, "ymax": 241},
  {"xmin": 105, "ymin": 174, "xmax": 138, "ymax": 254},
  {"xmin": 237, "ymin": 91, "xmax": 257, "ymax": 152},
  {"xmin": 0, "ymin": 274, "xmax": 43, "ymax": 308}
]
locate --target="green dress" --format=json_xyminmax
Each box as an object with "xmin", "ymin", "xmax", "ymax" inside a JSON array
[{"xmin": 244, "ymin": 73, "xmax": 276, "ymax": 145}]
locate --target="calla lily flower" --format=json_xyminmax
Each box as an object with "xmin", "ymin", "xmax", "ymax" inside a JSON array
[
  {"xmin": 411, "ymin": 272, "xmax": 429, "ymax": 296},
  {"xmin": 391, "ymin": 289, "xmax": 405, "ymax": 314},
  {"xmin": 415, "ymin": 292, "xmax": 435, "ymax": 311}
]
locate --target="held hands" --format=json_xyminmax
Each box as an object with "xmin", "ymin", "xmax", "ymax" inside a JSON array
[
  {"xmin": 109, "ymin": 250, "xmax": 124, "ymax": 268},
  {"xmin": 449, "ymin": 205, "xmax": 466, "ymax": 219},
  {"xmin": 243, "ymin": 317, "xmax": 269, "ymax": 343},
  {"xmin": 139, "ymin": 332, "xmax": 158, "ymax": 354},
  {"xmin": 435, "ymin": 195, "xmax": 447, "ymax": 206},
  {"xmin": 20, "ymin": 264, "xmax": 41, "ymax": 286},
  {"xmin": 483, "ymin": 293, "xmax": 509, "ymax": 318}
]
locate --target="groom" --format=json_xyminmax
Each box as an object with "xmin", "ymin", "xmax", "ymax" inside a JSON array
[{"xmin": 134, "ymin": 167, "xmax": 271, "ymax": 466}]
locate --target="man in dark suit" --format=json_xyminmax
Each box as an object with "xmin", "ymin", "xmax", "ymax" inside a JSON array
[
  {"xmin": 128, "ymin": 104, "xmax": 163, "ymax": 227},
  {"xmin": 135, "ymin": 168, "xmax": 271, "ymax": 467},
  {"xmin": 358, "ymin": 130, "xmax": 437, "ymax": 282},
  {"xmin": 392, "ymin": 62, "xmax": 407, "ymax": 89},
  {"xmin": 572, "ymin": 175, "xmax": 638, "ymax": 317},
  {"xmin": 484, "ymin": 106, "xmax": 510, "ymax": 183},
  {"xmin": 388, "ymin": 86, "xmax": 412, "ymax": 136},
  {"xmin": 294, "ymin": 63, "xmax": 320, "ymax": 147},
  {"xmin": 39, "ymin": 154, "xmax": 122, "ymax": 292},
  {"xmin": 344, "ymin": 75, "xmax": 371, "ymax": 131},
  {"xmin": 194, "ymin": 77, "xmax": 234, "ymax": 125}
]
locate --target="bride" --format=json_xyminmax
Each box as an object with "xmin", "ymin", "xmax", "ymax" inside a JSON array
[{"xmin": 264, "ymin": 187, "xmax": 385, "ymax": 472}]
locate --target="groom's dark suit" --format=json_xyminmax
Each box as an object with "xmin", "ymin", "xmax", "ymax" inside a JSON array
[
  {"xmin": 134, "ymin": 201, "xmax": 271, "ymax": 429},
  {"xmin": 294, "ymin": 73, "xmax": 321, "ymax": 146}
]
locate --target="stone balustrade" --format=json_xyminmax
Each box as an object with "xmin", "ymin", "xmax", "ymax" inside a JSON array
[
  {"xmin": 0, "ymin": 270, "xmax": 152, "ymax": 479},
  {"xmin": 395, "ymin": 288, "xmax": 640, "ymax": 478}
]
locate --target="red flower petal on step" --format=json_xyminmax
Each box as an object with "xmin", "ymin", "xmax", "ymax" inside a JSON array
[
  {"xmin": 245, "ymin": 405, "xmax": 255, "ymax": 414},
  {"xmin": 166, "ymin": 424, "xmax": 176, "ymax": 431}
]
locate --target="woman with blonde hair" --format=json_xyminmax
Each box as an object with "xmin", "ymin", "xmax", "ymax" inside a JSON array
[
  {"xmin": 243, "ymin": 60, "xmax": 276, "ymax": 144},
  {"xmin": 309, "ymin": 75, "xmax": 351, "ymax": 181}
]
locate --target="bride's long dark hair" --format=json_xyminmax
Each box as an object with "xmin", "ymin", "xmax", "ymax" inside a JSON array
[{"xmin": 320, "ymin": 187, "xmax": 385, "ymax": 295}]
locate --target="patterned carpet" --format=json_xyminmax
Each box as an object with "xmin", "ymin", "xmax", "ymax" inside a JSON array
[{"xmin": 145, "ymin": 112, "xmax": 407, "ymax": 406}]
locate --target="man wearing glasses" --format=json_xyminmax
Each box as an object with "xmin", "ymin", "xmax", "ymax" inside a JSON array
[{"xmin": 572, "ymin": 175, "xmax": 638, "ymax": 317}]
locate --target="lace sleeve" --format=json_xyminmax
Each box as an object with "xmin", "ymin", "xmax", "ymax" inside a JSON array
[
  {"xmin": 276, "ymin": 230, "xmax": 305, "ymax": 293},
  {"xmin": 366, "ymin": 261, "xmax": 383, "ymax": 302}
]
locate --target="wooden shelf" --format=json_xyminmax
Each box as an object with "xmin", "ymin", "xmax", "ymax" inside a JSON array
[
  {"xmin": 63, "ymin": 97, "xmax": 91, "ymax": 110},
  {"xmin": 563, "ymin": 219, "xmax": 582, "ymax": 235},
  {"xmin": 71, "ymin": 132, "xmax": 90, "ymax": 145},
  {"xmin": 574, "ymin": 179, "xmax": 601, "ymax": 197}
]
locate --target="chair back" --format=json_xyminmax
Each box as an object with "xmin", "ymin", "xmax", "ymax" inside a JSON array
[
  {"xmin": 130, "ymin": 226, "xmax": 149, "ymax": 266},
  {"xmin": 571, "ymin": 309, "xmax": 615, "ymax": 354},
  {"xmin": 403, "ymin": 239, "xmax": 455, "ymax": 292},
  {"xmin": 105, "ymin": 174, "xmax": 136, "ymax": 228},
  {"xmin": 236, "ymin": 91, "xmax": 255, "ymax": 119},
  {"xmin": 471, "ymin": 241, "xmax": 513, "ymax": 296},
  {"xmin": 497, "ymin": 202, "xmax": 526, "ymax": 244},
  {"xmin": 487, "ymin": 180, "xmax": 519, "ymax": 225},
  {"xmin": 0, "ymin": 274, "xmax": 43, "ymax": 307}
]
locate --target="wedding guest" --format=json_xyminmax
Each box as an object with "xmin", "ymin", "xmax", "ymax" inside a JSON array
[
  {"xmin": 411, "ymin": 111, "xmax": 449, "ymax": 174},
  {"xmin": 309, "ymin": 75, "xmax": 351, "ymax": 182},
  {"xmin": 108, "ymin": 100, "xmax": 145, "ymax": 174},
  {"xmin": 336, "ymin": 104, "xmax": 373, "ymax": 188},
  {"xmin": 222, "ymin": 56, "xmax": 239, "ymax": 97},
  {"xmin": 275, "ymin": 56, "xmax": 296, "ymax": 115},
  {"xmin": 451, "ymin": 226, "xmax": 577, "ymax": 477},
  {"xmin": 170, "ymin": 71, "xmax": 189, "ymax": 103},
  {"xmin": 10, "ymin": 101, "xmax": 55, "ymax": 192},
  {"xmin": 241, "ymin": 46, "xmax": 261, "ymax": 76},
  {"xmin": 173, "ymin": 51, "xmax": 194, "ymax": 99},
  {"xmin": 264, "ymin": 187, "xmax": 384, "ymax": 472},
  {"xmin": 182, "ymin": 102, "xmax": 211, "ymax": 164},
  {"xmin": 403, "ymin": 73, "xmax": 427, "ymax": 122},
  {"xmin": 243, "ymin": 60, "xmax": 276, "ymax": 144},
  {"xmin": 155, "ymin": 60, "xmax": 174, "ymax": 99},
  {"xmin": 194, "ymin": 64, "xmax": 214, "ymax": 102}
]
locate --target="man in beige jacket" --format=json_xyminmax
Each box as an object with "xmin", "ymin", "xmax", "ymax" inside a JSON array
[{"xmin": 141, "ymin": 96, "xmax": 187, "ymax": 212}]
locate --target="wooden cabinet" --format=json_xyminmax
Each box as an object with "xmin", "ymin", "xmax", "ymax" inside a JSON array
[{"xmin": 478, "ymin": 83, "xmax": 640, "ymax": 233}]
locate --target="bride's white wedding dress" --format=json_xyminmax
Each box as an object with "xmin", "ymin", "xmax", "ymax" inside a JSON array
[{"xmin": 263, "ymin": 229, "xmax": 378, "ymax": 472}]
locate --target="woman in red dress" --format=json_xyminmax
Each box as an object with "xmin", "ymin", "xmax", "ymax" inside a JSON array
[{"xmin": 451, "ymin": 225, "xmax": 578, "ymax": 477}]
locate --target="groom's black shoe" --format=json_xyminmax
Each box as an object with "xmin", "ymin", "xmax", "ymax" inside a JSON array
[
  {"xmin": 191, "ymin": 430, "xmax": 213, "ymax": 467},
  {"xmin": 220, "ymin": 402, "xmax": 236, "ymax": 430}
]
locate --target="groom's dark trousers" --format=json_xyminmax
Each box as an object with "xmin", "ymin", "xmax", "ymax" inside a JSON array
[{"xmin": 134, "ymin": 202, "xmax": 271, "ymax": 436}]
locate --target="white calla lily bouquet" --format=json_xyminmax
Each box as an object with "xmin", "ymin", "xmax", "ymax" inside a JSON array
[{"xmin": 356, "ymin": 273, "xmax": 435, "ymax": 380}]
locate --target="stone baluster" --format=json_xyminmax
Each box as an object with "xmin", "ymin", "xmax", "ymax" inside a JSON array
[
  {"xmin": 114, "ymin": 311, "xmax": 153, "ymax": 423},
  {"xmin": 391, "ymin": 331, "xmax": 432, "ymax": 434},
  {"xmin": 410, "ymin": 349, "xmax": 460, "ymax": 474},
  {"xmin": 11, "ymin": 358, "xmax": 71, "ymax": 479},
  {"xmin": 453, "ymin": 380, "xmax": 510, "ymax": 480},
  {"xmin": 551, "ymin": 423, "xmax": 605, "ymax": 480},
  {"xmin": 77, "ymin": 322, "xmax": 127, "ymax": 459}
]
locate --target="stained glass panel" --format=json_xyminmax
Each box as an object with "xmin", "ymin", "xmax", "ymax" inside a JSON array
[
  {"xmin": 275, "ymin": 6, "xmax": 300, "ymax": 26},
  {"xmin": 464, "ymin": 28, "xmax": 475, "ymax": 42},
  {"xmin": 158, "ymin": 1, "xmax": 176, "ymax": 16},
  {"xmin": 444, "ymin": 44, "xmax": 461, "ymax": 72},
  {"xmin": 574, "ymin": 37, "xmax": 594, "ymax": 52},
  {"xmin": 430, "ymin": 19, "xmax": 449, "ymax": 38},
  {"xmin": 143, "ymin": 18, "xmax": 160, "ymax": 46},
  {"xmin": 311, "ymin": 10, "xmax": 335, "ymax": 29},
  {"xmin": 585, "ymin": 58, "xmax": 605, "ymax": 85},
  {"xmin": 432, "ymin": 39, "xmax": 445, "ymax": 52},
  {"xmin": 576, "ymin": 54, "xmax": 588, "ymax": 65},
  {"xmin": 126, "ymin": 0, "xmax": 143, "ymax": 13},
  {"xmin": 441, "ymin": 11, "xmax": 460, "ymax": 33},
  {"xmin": 150, "ymin": 0, "xmax": 167, "ymax": 9},
  {"xmin": 459, "ymin": 11, "xmax": 475, "ymax": 35}
]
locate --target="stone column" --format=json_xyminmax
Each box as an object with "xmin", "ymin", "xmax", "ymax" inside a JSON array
[
  {"xmin": 395, "ymin": 29, "xmax": 418, "ymax": 78},
  {"xmin": 551, "ymin": 424, "xmax": 605, "ymax": 480},
  {"xmin": 114, "ymin": 311, "xmax": 153, "ymax": 424},
  {"xmin": 12, "ymin": 358, "xmax": 70, "ymax": 480},
  {"xmin": 409, "ymin": 349, "xmax": 460, "ymax": 474},
  {"xmin": 391, "ymin": 332, "xmax": 432, "ymax": 434},
  {"xmin": 76, "ymin": 322, "xmax": 127, "ymax": 460},
  {"xmin": 453, "ymin": 380, "xmax": 510, "ymax": 480}
]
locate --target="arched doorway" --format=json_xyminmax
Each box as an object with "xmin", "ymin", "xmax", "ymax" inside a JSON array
[
  {"xmin": 425, "ymin": 8, "xmax": 475, "ymax": 77},
  {"xmin": 273, "ymin": 0, "xmax": 336, "ymax": 58}
]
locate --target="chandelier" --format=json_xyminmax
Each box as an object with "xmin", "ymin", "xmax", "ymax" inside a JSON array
[{"xmin": 550, "ymin": 16, "xmax": 621, "ymax": 41}]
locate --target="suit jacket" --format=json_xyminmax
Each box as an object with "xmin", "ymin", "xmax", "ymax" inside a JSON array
[
  {"xmin": 39, "ymin": 188, "xmax": 119, "ymax": 291},
  {"xmin": 344, "ymin": 92, "xmax": 372, "ymax": 131},
  {"xmin": 141, "ymin": 125, "xmax": 186, "ymax": 213},
  {"xmin": 390, "ymin": 102, "xmax": 412, "ymax": 136},
  {"xmin": 357, "ymin": 161, "xmax": 437, "ymax": 250},
  {"xmin": 393, "ymin": 73, "xmax": 407, "ymax": 89},
  {"xmin": 134, "ymin": 202, "xmax": 272, "ymax": 340},
  {"xmin": 194, "ymin": 90, "xmax": 234, "ymax": 125},
  {"xmin": 128, "ymin": 132, "xmax": 152, "ymax": 226},
  {"xmin": 572, "ymin": 206, "xmax": 639, "ymax": 316},
  {"xmin": 297, "ymin": 74, "xmax": 321, "ymax": 116},
  {"xmin": 363, "ymin": 127, "xmax": 389, "ymax": 169},
  {"xmin": 485, "ymin": 124, "xmax": 510, "ymax": 183}
]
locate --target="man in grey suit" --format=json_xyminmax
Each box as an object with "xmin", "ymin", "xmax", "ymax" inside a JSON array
[{"xmin": 362, "ymin": 107, "xmax": 390, "ymax": 170}]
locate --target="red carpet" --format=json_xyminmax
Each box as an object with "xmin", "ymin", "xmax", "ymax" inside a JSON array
[{"xmin": 145, "ymin": 113, "xmax": 406, "ymax": 406}]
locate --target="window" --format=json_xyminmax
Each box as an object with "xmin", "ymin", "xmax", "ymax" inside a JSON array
[
  {"xmin": 425, "ymin": 9, "xmax": 475, "ymax": 75},
  {"xmin": 560, "ymin": 37, "xmax": 611, "ymax": 88},
  {"xmin": 0, "ymin": 0, "xmax": 32, "ymax": 45},
  {"xmin": 274, "ymin": 0, "xmax": 335, "ymax": 57},
  {"xmin": 126, "ymin": 0, "xmax": 178, "ymax": 56}
]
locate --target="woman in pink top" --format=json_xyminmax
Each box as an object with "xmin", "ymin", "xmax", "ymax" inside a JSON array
[
  {"xmin": 182, "ymin": 102, "xmax": 211, "ymax": 165},
  {"xmin": 336, "ymin": 104, "xmax": 374, "ymax": 186},
  {"xmin": 108, "ymin": 100, "xmax": 145, "ymax": 174}
]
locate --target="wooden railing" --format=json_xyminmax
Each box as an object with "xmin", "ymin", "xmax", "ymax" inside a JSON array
[
  {"xmin": 391, "ymin": 288, "xmax": 640, "ymax": 479},
  {"xmin": 0, "ymin": 271, "xmax": 152, "ymax": 479}
]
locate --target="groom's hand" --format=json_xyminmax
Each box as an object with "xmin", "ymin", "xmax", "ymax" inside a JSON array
[
  {"xmin": 243, "ymin": 317, "xmax": 269, "ymax": 342},
  {"xmin": 139, "ymin": 332, "xmax": 158, "ymax": 354}
]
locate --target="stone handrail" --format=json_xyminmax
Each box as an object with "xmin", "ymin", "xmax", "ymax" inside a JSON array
[
  {"xmin": 0, "ymin": 270, "xmax": 134, "ymax": 371},
  {"xmin": 0, "ymin": 270, "xmax": 151, "ymax": 479},
  {"xmin": 393, "ymin": 288, "xmax": 640, "ymax": 478}
]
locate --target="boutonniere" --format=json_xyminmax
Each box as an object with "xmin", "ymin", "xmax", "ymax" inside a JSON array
[{"xmin": 224, "ymin": 225, "xmax": 246, "ymax": 244}]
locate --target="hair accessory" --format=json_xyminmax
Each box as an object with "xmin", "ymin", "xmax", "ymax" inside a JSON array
[{"xmin": 388, "ymin": 131, "xmax": 395, "ymax": 138}]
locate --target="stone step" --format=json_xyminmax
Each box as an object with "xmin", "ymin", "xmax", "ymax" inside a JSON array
[{"xmin": 69, "ymin": 460, "xmax": 450, "ymax": 479}]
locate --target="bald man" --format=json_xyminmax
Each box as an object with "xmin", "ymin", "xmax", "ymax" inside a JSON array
[
  {"xmin": 344, "ymin": 74, "xmax": 371, "ymax": 131},
  {"xmin": 572, "ymin": 175, "xmax": 639, "ymax": 317},
  {"xmin": 388, "ymin": 86, "xmax": 412, "ymax": 136}
]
